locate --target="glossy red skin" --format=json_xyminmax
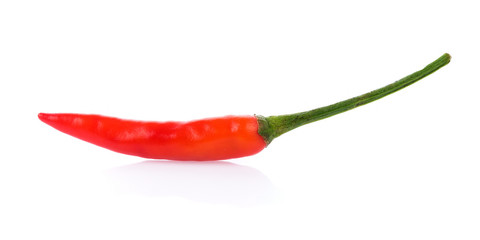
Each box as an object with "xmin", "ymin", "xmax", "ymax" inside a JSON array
[{"xmin": 38, "ymin": 113, "xmax": 266, "ymax": 161}]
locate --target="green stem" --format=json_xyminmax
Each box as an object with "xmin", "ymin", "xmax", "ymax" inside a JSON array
[{"xmin": 257, "ymin": 53, "xmax": 451, "ymax": 144}]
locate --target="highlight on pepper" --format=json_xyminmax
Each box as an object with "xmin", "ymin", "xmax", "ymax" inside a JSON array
[{"xmin": 39, "ymin": 53, "xmax": 451, "ymax": 161}]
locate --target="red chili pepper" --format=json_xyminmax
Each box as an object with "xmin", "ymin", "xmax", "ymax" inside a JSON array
[
  {"xmin": 38, "ymin": 114, "xmax": 265, "ymax": 160},
  {"xmin": 39, "ymin": 53, "xmax": 450, "ymax": 161}
]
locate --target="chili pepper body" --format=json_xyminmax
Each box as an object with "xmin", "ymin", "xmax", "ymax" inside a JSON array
[{"xmin": 38, "ymin": 113, "xmax": 266, "ymax": 160}]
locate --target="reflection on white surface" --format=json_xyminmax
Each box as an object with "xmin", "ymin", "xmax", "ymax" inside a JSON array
[{"xmin": 105, "ymin": 161, "xmax": 277, "ymax": 206}]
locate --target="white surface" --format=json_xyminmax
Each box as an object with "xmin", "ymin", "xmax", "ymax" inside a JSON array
[{"xmin": 1, "ymin": 1, "xmax": 479, "ymax": 239}]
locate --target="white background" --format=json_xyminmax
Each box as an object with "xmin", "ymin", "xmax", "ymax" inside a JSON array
[{"xmin": 1, "ymin": 0, "xmax": 479, "ymax": 239}]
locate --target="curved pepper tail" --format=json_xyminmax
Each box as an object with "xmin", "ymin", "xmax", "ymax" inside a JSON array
[{"xmin": 257, "ymin": 53, "xmax": 451, "ymax": 143}]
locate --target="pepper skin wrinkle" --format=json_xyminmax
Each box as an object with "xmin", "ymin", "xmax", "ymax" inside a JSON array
[
  {"xmin": 39, "ymin": 53, "xmax": 450, "ymax": 161},
  {"xmin": 38, "ymin": 113, "xmax": 267, "ymax": 161}
]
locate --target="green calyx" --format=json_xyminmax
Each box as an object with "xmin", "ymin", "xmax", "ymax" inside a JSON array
[{"xmin": 257, "ymin": 53, "xmax": 451, "ymax": 145}]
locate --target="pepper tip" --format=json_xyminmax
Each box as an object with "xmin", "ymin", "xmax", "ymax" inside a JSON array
[{"xmin": 38, "ymin": 113, "xmax": 50, "ymax": 123}]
